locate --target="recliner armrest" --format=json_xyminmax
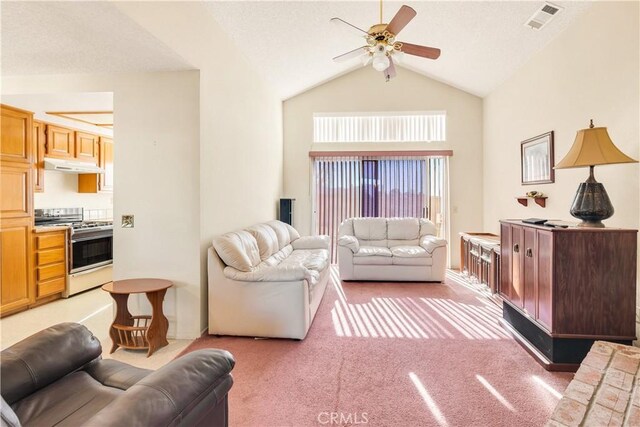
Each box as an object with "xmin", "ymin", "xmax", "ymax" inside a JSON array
[
  {"xmin": 420, "ymin": 235, "xmax": 447, "ymax": 253},
  {"xmin": 337, "ymin": 235, "xmax": 359, "ymax": 253},
  {"xmin": 291, "ymin": 235, "xmax": 330, "ymax": 250},
  {"xmin": 84, "ymin": 350, "xmax": 235, "ymax": 427},
  {"xmin": 84, "ymin": 359, "xmax": 152, "ymax": 391}
]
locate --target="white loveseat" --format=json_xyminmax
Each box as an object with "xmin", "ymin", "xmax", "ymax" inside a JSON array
[
  {"xmin": 337, "ymin": 217, "xmax": 447, "ymax": 282},
  {"xmin": 208, "ymin": 220, "xmax": 330, "ymax": 340}
]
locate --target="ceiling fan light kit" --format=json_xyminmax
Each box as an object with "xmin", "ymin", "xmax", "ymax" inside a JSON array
[{"xmin": 331, "ymin": 1, "xmax": 441, "ymax": 82}]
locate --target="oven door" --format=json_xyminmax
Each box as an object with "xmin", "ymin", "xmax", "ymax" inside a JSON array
[{"xmin": 71, "ymin": 230, "xmax": 113, "ymax": 273}]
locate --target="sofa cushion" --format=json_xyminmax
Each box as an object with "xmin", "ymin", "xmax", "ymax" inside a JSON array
[
  {"xmin": 266, "ymin": 221, "xmax": 300, "ymax": 250},
  {"xmin": 387, "ymin": 218, "xmax": 420, "ymax": 240},
  {"xmin": 352, "ymin": 218, "xmax": 387, "ymax": 240},
  {"xmin": 392, "ymin": 256, "xmax": 433, "ymax": 266},
  {"xmin": 419, "ymin": 219, "xmax": 438, "ymax": 236},
  {"xmin": 354, "ymin": 246, "xmax": 392, "ymax": 257},
  {"xmin": 353, "ymin": 256, "xmax": 393, "ymax": 265},
  {"xmin": 263, "ymin": 245, "xmax": 293, "ymax": 267},
  {"xmin": 291, "ymin": 235, "xmax": 330, "ymax": 251},
  {"xmin": 212, "ymin": 231, "xmax": 261, "ymax": 272},
  {"xmin": 247, "ymin": 224, "xmax": 279, "ymax": 260},
  {"xmin": 282, "ymin": 249, "xmax": 329, "ymax": 273},
  {"xmin": 390, "ymin": 246, "xmax": 430, "ymax": 258}
]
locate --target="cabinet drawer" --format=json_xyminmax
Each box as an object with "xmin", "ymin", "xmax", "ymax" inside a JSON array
[
  {"xmin": 38, "ymin": 276, "xmax": 66, "ymax": 298},
  {"xmin": 37, "ymin": 247, "xmax": 65, "ymax": 265},
  {"xmin": 37, "ymin": 262, "xmax": 65, "ymax": 281},
  {"xmin": 36, "ymin": 233, "xmax": 65, "ymax": 250}
]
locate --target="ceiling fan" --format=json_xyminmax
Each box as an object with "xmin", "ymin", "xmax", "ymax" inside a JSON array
[{"xmin": 331, "ymin": 1, "xmax": 441, "ymax": 81}]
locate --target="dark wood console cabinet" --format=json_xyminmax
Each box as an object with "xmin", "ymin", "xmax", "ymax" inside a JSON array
[
  {"xmin": 459, "ymin": 232, "xmax": 501, "ymax": 294},
  {"xmin": 499, "ymin": 220, "xmax": 637, "ymax": 371}
]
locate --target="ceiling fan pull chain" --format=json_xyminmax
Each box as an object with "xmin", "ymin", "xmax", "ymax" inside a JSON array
[{"xmin": 380, "ymin": 0, "xmax": 383, "ymax": 24}]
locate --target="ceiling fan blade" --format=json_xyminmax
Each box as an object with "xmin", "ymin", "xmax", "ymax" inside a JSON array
[
  {"xmin": 333, "ymin": 46, "xmax": 369, "ymax": 63},
  {"xmin": 330, "ymin": 17, "xmax": 368, "ymax": 37},
  {"xmin": 399, "ymin": 42, "xmax": 441, "ymax": 59},
  {"xmin": 385, "ymin": 5, "xmax": 417, "ymax": 36},
  {"xmin": 384, "ymin": 57, "xmax": 397, "ymax": 81}
]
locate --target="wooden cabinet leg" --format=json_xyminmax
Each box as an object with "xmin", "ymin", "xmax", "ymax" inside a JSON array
[
  {"xmin": 109, "ymin": 293, "xmax": 132, "ymax": 354},
  {"xmin": 145, "ymin": 289, "xmax": 169, "ymax": 357}
]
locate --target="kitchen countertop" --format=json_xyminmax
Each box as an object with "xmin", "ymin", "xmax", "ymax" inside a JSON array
[{"xmin": 33, "ymin": 225, "xmax": 70, "ymax": 233}]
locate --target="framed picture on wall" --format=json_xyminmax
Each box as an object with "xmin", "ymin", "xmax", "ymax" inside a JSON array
[{"xmin": 521, "ymin": 131, "xmax": 554, "ymax": 185}]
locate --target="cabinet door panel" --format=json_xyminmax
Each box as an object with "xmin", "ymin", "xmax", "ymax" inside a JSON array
[
  {"xmin": 499, "ymin": 223, "xmax": 512, "ymax": 301},
  {"xmin": 1, "ymin": 107, "xmax": 32, "ymax": 163},
  {"xmin": 1, "ymin": 164, "xmax": 32, "ymax": 219},
  {"xmin": 536, "ymin": 230, "xmax": 553, "ymax": 331},
  {"xmin": 33, "ymin": 121, "xmax": 45, "ymax": 192},
  {"xmin": 75, "ymin": 132, "xmax": 99, "ymax": 164},
  {"xmin": 46, "ymin": 125, "xmax": 74, "ymax": 159},
  {"xmin": 99, "ymin": 137, "xmax": 113, "ymax": 192},
  {"xmin": 523, "ymin": 227, "xmax": 537, "ymax": 316},
  {"xmin": 1, "ymin": 219, "xmax": 33, "ymax": 314},
  {"xmin": 511, "ymin": 225, "xmax": 524, "ymax": 308}
]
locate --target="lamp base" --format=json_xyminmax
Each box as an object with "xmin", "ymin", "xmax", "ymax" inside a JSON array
[{"xmin": 569, "ymin": 166, "xmax": 613, "ymax": 228}]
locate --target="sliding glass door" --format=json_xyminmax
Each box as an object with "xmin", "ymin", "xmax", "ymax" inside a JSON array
[{"xmin": 313, "ymin": 155, "xmax": 448, "ymax": 262}]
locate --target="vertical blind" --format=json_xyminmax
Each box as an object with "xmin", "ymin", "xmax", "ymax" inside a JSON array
[
  {"xmin": 313, "ymin": 156, "xmax": 449, "ymax": 262},
  {"xmin": 313, "ymin": 112, "xmax": 447, "ymax": 143}
]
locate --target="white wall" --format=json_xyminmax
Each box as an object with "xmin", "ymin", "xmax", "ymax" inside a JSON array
[
  {"xmin": 483, "ymin": 2, "xmax": 639, "ymax": 232},
  {"xmin": 2, "ymin": 71, "xmax": 202, "ymax": 339},
  {"xmin": 283, "ymin": 66, "xmax": 483, "ymax": 267},
  {"xmin": 482, "ymin": 2, "xmax": 639, "ymax": 331},
  {"xmin": 34, "ymin": 171, "xmax": 113, "ymax": 211},
  {"xmin": 113, "ymin": 2, "xmax": 284, "ymax": 332}
]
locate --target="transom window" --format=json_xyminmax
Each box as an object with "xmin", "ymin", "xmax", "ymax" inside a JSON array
[{"xmin": 313, "ymin": 111, "xmax": 446, "ymax": 143}]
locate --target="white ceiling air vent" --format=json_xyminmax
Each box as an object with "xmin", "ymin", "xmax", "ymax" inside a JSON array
[{"xmin": 525, "ymin": 2, "xmax": 563, "ymax": 30}]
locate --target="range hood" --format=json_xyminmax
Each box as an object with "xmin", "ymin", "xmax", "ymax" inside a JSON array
[{"xmin": 44, "ymin": 157, "xmax": 105, "ymax": 174}]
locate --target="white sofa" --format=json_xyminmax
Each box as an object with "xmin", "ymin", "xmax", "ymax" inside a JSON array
[
  {"xmin": 337, "ymin": 217, "xmax": 447, "ymax": 282},
  {"xmin": 208, "ymin": 220, "xmax": 330, "ymax": 340}
]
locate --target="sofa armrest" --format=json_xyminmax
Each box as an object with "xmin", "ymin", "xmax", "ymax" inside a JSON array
[
  {"xmin": 0, "ymin": 323, "xmax": 102, "ymax": 405},
  {"xmin": 224, "ymin": 264, "xmax": 318, "ymax": 283},
  {"xmin": 291, "ymin": 235, "xmax": 330, "ymax": 250},
  {"xmin": 337, "ymin": 235, "xmax": 359, "ymax": 253},
  {"xmin": 84, "ymin": 350, "xmax": 235, "ymax": 427},
  {"xmin": 420, "ymin": 235, "xmax": 447, "ymax": 254}
]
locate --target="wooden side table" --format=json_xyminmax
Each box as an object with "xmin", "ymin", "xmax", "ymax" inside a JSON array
[{"xmin": 102, "ymin": 278, "xmax": 172, "ymax": 357}]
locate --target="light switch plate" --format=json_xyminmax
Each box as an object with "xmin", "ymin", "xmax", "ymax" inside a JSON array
[{"xmin": 122, "ymin": 215, "xmax": 134, "ymax": 228}]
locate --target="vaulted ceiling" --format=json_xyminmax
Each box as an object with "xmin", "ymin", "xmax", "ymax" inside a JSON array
[{"xmin": 1, "ymin": 1, "xmax": 593, "ymax": 99}]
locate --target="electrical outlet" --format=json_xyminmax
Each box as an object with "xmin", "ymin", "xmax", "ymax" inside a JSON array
[{"xmin": 122, "ymin": 215, "xmax": 134, "ymax": 228}]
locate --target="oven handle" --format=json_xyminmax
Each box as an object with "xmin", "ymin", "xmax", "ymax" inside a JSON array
[{"xmin": 71, "ymin": 234, "xmax": 113, "ymax": 243}]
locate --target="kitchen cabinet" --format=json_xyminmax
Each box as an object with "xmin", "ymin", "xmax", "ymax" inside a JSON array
[
  {"xmin": 500, "ymin": 220, "xmax": 637, "ymax": 371},
  {"xmin": 1, "ymin": 105, "xmax": 35, "ymax": 317},
  {"xmin": 78, "ymin": 137, "xmax": 113, "ymax": 193},
  {"xmin": 45, "ymin": 125, "xmax": 74, "ymax": 159},
  {"xmin": 75, "ymin": 131, "xmax": 99, "ymax": 164},
  {"xmin": 33, "ymin": 229, "xmax": 67, "ymax": 300},
  {"xmin": 33, "ymin": 121, "xmax": 45, "ymax": 192}
]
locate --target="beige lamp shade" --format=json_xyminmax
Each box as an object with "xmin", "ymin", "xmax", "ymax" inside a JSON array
[{"xmin": 555, "ymin": 125, "xmax": 638, "ymax": 169}]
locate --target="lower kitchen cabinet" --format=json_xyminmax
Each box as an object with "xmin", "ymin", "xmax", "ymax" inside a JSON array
[
  {"xmin": 0, "ymin": 218, "xmax": 35, "ymax": 316},
  {"xmin": 33, "ymin": 229, "xmax": 68, "ymax": 301}
]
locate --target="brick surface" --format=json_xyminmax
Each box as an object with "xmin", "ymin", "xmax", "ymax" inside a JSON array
[
  {"xmin": 574, "ymin": 364, "xmax": 604, "ymax": 386},
  {"xmin": 604, "ymin": 368, "xmax": 634, "ymax": 392},
  {"xmin": 564, "ymin": 380, "xmax": 596, "ymax": 405},
  {"xmin": 596, "ymin": 384, "xmax": 630, "ymax": 413},
  {"xmin": 550, "ymin": 397, "xmax": 587, "ymax": 427},
  {"xmin": 611, "ymin": 352, "xmax": 640, "ymax": 375},
  {"xmin": 583, "ymin": 351, "xmax": 613, "ymax": 371},
  {"xmin": 548, "ymin": 342, "xmax": 640, "ymax": 426}
]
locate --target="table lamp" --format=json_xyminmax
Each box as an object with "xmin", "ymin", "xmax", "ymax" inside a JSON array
[{"xmin": 554, "ymin": 120, "xmax": 638, "ymax": 227}]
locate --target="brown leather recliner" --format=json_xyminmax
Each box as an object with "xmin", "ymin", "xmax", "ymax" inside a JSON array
[{"xmin": 0, "ymin": 323, "xmax": 234, "ymax": 427}]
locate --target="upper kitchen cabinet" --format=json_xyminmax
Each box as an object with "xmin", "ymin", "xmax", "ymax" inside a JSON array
[
  {"xmin": 1, "ymin": 105, "xmax": 33, "ymax": 164},
  {"xmin": 45, "ymin": 124, "xmax": 74, "ymax": 159},
  {"xmin": 78, "ymin": 136, "xmax": 113, "ymax": 193},
  {"xmin": 75, "ymin": 131, "xmax": 99, "ymax": 164},
  {"xmin": 33, "ymin": 121, "xmax": 45, "ymax": 192}
]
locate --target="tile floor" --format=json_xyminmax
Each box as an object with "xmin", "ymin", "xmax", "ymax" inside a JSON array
[{"xmin": 0, "ymin": 288, "xmax": 191, "ymax": 370}]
